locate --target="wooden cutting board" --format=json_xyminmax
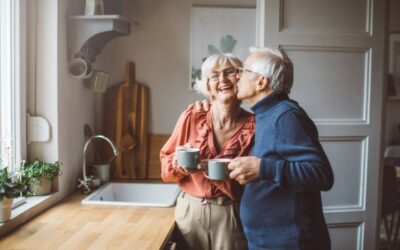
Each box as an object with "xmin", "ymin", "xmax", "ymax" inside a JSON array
[{"xmin": 102, "ymin": 62, "xmax": 149, "ymax": 179}]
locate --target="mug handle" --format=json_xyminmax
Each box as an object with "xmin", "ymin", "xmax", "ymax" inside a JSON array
[{"xmin": 203, "ymin": 171, "xmax": 210, "ymax": 179}]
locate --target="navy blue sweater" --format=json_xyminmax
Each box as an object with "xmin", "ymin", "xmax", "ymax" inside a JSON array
[{"xmin": 241, "ymin": 93, "xmax": 334, "ymax": 250}]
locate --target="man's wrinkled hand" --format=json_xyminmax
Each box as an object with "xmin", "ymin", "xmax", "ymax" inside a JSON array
[
  {"xmin": 228, "ymin": 156, "xmax": 261, "ymax": 185},
  {"xmin": 197, "ymin": 160, "xmax": 208, "ymax": 171},
  {"xmin": 194, "ymin": 99, "xmax": 211, "ymax": 112}
]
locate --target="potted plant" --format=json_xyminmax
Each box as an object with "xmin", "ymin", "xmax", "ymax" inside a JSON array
[
  {"xmin": 0, "ymin": 168, "xmax": 26, "ymax": 222},
  {"xmin": 21, "ymin": 160, "xmax": 61, "ymax": 196}
]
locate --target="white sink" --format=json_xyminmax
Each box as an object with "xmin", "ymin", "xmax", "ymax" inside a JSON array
[
  {"xmin": 82, "ymin": 182, "xmax": 180, "ymax": 207},
  {"xmin": 385, "ymin": 146, "xmax": 400, "ymax": 158}
]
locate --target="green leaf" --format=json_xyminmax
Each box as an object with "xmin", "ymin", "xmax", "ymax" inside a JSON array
[
  {"xmin": 21, "ymin": 160, "xmax": 61, "ymax": 180},
  {"xmin": 208, "ymin": 45, "xmax": 220, "ymax": 55},
  {"xmin": 219, "ymin": 35, "xmax": 237, "ymax": 53},
  {"xmin": 0, "ymin": 169, "xmax": 8, "ymax": 182},
  {"xmin": 0, "ymin": 167, "xmax": 27, "ymax": 198},
  {"xmin": 191, "ymin": 67, "xmax": 201, "ymax": 80}
]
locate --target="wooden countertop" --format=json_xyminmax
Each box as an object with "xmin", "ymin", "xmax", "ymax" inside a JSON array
[{"xmin": 0, "ymin": 192, "xmax": 175, "ymax": 250}]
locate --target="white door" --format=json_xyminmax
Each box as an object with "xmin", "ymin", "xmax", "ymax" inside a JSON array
[{"xmin": 256, "ymin": 0, "xmax": 386, "ymax": 249}]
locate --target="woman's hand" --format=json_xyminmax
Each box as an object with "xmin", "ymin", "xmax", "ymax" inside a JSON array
[{"xmin": 173, "ymin": 143, "xmax": 200, "ymax": 175}]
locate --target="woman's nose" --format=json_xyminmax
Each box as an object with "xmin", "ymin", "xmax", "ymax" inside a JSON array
[
  {"xmin": 218, "ymin": 73, "xmax": 227, "ymax": 81},
  {"xmin": 219, "ymin": 72, "xmax": 235, "ymax": 82}
]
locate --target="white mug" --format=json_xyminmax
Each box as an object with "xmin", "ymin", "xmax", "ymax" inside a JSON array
[{"xmin": 69, "ymin": 57, "xmax": 93, "ymax": 79}]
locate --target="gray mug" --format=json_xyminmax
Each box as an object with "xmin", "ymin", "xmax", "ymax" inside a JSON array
[
  {"xmin": 177, "ymin": 148, "xmax": 200, "ymax": 169},
  {"xmin": 205, "ymin": 158, "xmax": 231, "ymax": 181}
]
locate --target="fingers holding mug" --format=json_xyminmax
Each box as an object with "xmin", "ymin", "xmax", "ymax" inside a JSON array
[{"xmin": 176, "ymin": 147, "xmax": 200, "ymax": 172}]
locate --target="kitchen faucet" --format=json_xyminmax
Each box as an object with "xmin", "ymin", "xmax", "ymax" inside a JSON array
[{"xmin": 78, "ymin": 135, "xmax": 119, "ymax": 193}]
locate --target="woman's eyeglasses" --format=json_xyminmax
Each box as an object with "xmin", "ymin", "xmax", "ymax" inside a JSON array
[
  {"xmin": 208, "ymin": 67, "xmax": 259, "ymax": 81},
  {"xmin": 209, "ymin": 68, "xmax": 238, "ymax": 81}
]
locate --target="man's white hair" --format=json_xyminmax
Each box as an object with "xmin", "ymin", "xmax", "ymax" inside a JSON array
[
  {"xmin": 249, "ymin": 47, "xmax": 293, "ymax": 94},
  {"xmin": 194, "ymin": 54, "xmax": 242, "ymax": 97}
]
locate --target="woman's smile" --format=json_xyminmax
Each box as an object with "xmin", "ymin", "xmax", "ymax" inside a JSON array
[{"xmin": 218, "ymin": 84, "xmax": 234, "ymax": 93}]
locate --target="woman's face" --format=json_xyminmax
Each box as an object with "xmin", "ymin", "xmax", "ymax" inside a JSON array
[{"xmin": 207, "ymin": 64, "xmax": 239, "ymax": 103}]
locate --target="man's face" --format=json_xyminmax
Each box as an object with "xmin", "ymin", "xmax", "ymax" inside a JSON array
[{"xmin": 236, "ymin": 54, "xmax": 260, "ymax": 104}]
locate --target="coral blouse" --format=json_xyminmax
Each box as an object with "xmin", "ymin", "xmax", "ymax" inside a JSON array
[{"xmin": 160, "ymin": 105, "xmax": 255, "ymax": 200}]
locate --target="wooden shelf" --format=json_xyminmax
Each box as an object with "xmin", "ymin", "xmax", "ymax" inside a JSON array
[
  {"xmin": 68, "ymin": 15, "xmax": 128, "ymax": 21},
  {"xmin": 388, "ymin": 95, "xmax": 400, "ymax": 101},
  {"xmin": 67, "ymin": 15, "xmax": 131, "ymax": 62}
]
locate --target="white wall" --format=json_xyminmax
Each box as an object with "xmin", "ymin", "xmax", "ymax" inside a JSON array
[
  {"xmin": 28, "ymin": 0, "xmax": 96, "ymax": 198},
  {"xmin": 94, "ymin": 0, "xmax": 256, "ymax": 134},
  {"xmin": 27, "ymin": 0, "xmax": 59, "ymax": 165},
  {"xmin": 58, "ymin": 1, "xmax": 97, "ymax": 194}
]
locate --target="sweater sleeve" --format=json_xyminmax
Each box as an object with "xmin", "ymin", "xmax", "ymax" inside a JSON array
[
  {"xmin": 258, "ymin": 110, "xmax": 334, "ymax": 191},
  {"xmin": 160, "ymin": 107, "xmax": 194, "ymax": 182}
]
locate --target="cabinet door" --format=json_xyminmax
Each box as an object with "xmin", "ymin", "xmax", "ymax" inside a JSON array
[{"xmin": 256, "ymin": 0, "xmax": 386, "ymax": 249}]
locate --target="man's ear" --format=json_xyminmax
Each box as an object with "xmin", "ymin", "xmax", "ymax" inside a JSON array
[{"xmin": 257, "ymin": 76, "xmax": 269, "ymax": 91}]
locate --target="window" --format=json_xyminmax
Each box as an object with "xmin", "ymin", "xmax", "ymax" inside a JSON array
[{"xmin": 0, "ymin": 0, "xmax": 26, "ymax": 172}]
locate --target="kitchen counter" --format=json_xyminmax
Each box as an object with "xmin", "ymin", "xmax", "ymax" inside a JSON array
[{"xmin": 0, "ymin": 192, "xmax": 176, "ymax": 249}]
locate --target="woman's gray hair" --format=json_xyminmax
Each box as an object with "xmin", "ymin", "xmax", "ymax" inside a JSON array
[
  {"xmin": 194, "ymin": 54, "xmax": 242, "ymax": 97},
  {"xmin": 249, "ymin": 47, "xmax": 293, "ymax": 94}
]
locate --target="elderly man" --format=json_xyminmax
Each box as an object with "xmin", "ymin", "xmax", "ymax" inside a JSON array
[{"xmin": 225, "ymin": 48, "xmax": 334, "ymax": 250}]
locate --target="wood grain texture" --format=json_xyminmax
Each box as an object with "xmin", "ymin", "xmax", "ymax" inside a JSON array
[
  {"xmin": 147, "ymin": 134, "xmax": 171, "ymax": 179},
  {"xmin": 102, "ymin": 62, "xmax": 149, "ymax": 180},
  {"xmin": 136, "ymin": 85, "xmax": 149, "ymax": 179},
  {"xmin": 102, "ymin": 83, "xmax": 119, "ymax": 179},
  {"xmin": 0, "ymin": 193, "xmax": 175, "ymax": 250}
]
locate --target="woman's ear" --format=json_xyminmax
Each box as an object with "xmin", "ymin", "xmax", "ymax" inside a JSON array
[
  {"xmin": 206, "ymin": 80, "xmax": 216, "ymax": 99},
  {"xmin": 257, "ymin": 76, "xmax": 269, "ymax": 91},
  {"xmin": 206, "ymin": 80, "xmax": 211, "ymax": 93}
]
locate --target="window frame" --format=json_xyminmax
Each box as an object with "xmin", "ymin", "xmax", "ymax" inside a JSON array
[{"xmin": 0, "ymin": 0, "xmax": 27, "ymax": 172}]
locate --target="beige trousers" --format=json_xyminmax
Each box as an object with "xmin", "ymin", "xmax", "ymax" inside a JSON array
[{"xmin": 174, "ymin": 192, "xmax": 248, "ymax": 250}]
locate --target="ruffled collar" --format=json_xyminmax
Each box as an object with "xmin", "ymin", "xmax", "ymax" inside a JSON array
[{"xmin": 194, "ymin": 108, "xmax": 255, "ymax": 159}]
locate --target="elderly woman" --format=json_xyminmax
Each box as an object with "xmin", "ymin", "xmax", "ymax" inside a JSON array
[{"xmin": 160, "ymin": 54, "xmax": 255, "ymax": 250}]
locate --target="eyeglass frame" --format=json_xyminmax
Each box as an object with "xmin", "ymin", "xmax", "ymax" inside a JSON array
[
  {"xmin": 208, "ymin": 67, "xmax": 238, "ymax": 81},
  {"xmin": 238, "ymin": 67, "xmax": 258, "ymax": 76}
]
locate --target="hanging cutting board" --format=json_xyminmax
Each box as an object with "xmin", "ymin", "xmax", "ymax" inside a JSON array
[{"xmin": 102, "ymin": 61, "xmax": 149, "ymax": 179}]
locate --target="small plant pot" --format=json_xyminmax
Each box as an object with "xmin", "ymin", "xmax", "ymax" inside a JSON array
[
  {"xmin": 0, "ymin": 197, "xmax": 13, "ymax": 223},
  {"xmin": 29, "ymin": 176, "xmax": 52, "ymax": 195}
]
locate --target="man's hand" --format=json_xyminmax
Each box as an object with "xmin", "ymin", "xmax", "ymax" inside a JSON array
[
  {"xmin": 197, "ymin": 160, "xmax": 208, "ymax": 171},
  {"xmin": 228, "ymin": 156, "xmax": 261, "ymax": 185},
  {"xmin": 196, "ymin": 99, "xmax": 210, "ymax": 112},
  {"xmin": 188, "ymin": 99, "xmax": 211, "ymax": 112}
]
